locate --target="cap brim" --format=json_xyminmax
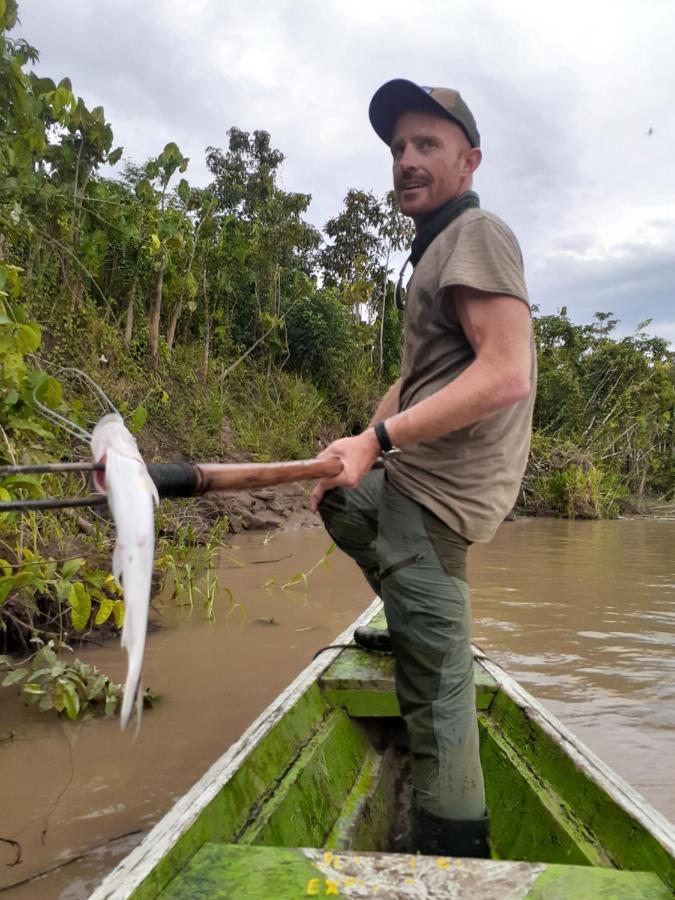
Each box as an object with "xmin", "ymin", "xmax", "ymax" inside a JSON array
[{"xmin": 369, "ymin": 79, "xmax": 451, "ymax": 146}]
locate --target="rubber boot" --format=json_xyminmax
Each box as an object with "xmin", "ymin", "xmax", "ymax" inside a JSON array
[
  {"xmin": 353, "ymin": 626, "xmax": 392, "ymax": 653},
  {"xmin": 415, "ymin": 807, "xmax": 491, "ymax": 858}
]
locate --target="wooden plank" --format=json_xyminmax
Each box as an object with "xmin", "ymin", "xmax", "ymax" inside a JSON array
[
  {"xmin": 160, "ymin": 844, "xmax": 671, "ymax": 899},
  {"xmin": 315, "ymin": 606, "xmax": 497, "ymax": 716},
  {"xmin": 320, "ymin": 642, "xmax": 499, "ymax": 714},
  {"xmin": 319, "ymin": 649, "xmax": 399, "ymax": 717}
]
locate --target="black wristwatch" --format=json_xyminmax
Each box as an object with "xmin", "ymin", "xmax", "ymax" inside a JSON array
[{"xmin": 374, "ymin": 420, "xmax": 400, "ymax": 456}]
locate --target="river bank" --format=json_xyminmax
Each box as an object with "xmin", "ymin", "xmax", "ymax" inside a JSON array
[{"xmin": 159, "ymin": 475, "xmax": 673, "ymax": 539}]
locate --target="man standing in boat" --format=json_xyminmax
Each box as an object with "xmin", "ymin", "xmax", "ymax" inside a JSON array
[{"xmin": 311, "ymin": 79, "xmax": 536, "ymax": 857}]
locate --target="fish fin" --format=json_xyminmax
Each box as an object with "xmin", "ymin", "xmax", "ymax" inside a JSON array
[
  {"xmin": 141, "ymin": 467, "xmax": 160, "ymax": 507},
  {"xmin": 112, "ymin": 540, "xmax": 124, "ymax": 587},
  {"xmin": 150, "ymin": 475, "xmax": 159, "ymax": 507},
  {"xmin": 123, "ymin": 678, "xmax": 144, "ymax": 742}
]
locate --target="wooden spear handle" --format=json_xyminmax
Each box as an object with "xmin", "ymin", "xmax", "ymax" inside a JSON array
[
  {"xmin": 193, "ymin": 457, "xmax": 343, "ymax": 493},
  {"xmin": 0, "ymin": 459, "xmax": 345, "ymax": 511}
]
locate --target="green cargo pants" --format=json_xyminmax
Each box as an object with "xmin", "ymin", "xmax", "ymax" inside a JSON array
[{"xmin": 319, "ymin": 467, "xmax": 486, "ymax": 820}]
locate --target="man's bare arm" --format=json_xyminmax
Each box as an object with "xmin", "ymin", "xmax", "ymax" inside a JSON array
[
  {"xmin": 369, "ymin": 378, "xmax": 401, "ymax": 425},
  {"xmin": 385, "ymin": 288, "xmax": 531, "ymax": 446}
]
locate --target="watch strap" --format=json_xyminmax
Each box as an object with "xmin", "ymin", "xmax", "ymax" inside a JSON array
[{"xmin": 374, "ymin": 420, "xmax": 394, "ymax": 454}]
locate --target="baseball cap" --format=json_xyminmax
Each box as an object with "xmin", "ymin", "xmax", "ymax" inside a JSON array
[{"xmin": 369, "ymin": 79, "xmax": 480, "ymax": 148}]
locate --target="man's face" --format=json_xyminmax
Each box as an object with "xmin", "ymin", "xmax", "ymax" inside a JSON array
[{"xmin": 391, "ymin": 110, "xmax": 478, "ymax": 226}]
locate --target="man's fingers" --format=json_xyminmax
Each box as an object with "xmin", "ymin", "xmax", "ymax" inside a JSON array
[
  {"xmin": 310, "ymin": 473, "xmax": 350, "ymax": 512},
  {"xmin": 310, "ymin": 481, "xmax": 326, "ymax": 513},
  {"xmin": 311, "ymin": 478, "xmax": 337, "ymax": 512}
]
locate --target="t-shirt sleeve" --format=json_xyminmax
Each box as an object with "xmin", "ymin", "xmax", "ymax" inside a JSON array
[{"xmin": 438, "ymin": 215, "xmax": 529, "ymax": 305}]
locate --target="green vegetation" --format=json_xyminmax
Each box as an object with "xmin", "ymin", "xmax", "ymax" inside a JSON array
[
  {"xmin": 1, "ymin": 637, "xmax": 123, "ymax": 718},
  {"xmin": 0, "ymin": 3, "xmax": 673, "ymax": 706},
  {"xmin": 281, "ymin": 541, "xmax": 336, "ymax": 592},
  {"xmin": 526, "ymin": 310, "xmax": 674, "ymax": 516},
  {"xmin": 0, "ymin": 635, "xmax": 158, "ymax": 719},
  {"xmin": 156, "ymin": 516, "xmax": 234, "ymax": 622}
]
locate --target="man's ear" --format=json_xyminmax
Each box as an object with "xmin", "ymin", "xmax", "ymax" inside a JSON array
[{"xmin": 464, "ymin": 147, "xmax": 482, "ymax": 176}]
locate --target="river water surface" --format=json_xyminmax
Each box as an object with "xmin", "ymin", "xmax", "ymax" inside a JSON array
[{"xmin": 0, "ymin": 518, "xmax": 673, "ymax": 897}]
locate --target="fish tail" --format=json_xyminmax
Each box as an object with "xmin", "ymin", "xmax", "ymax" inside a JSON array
[
  {"xmin": 133, "ymin": 682, "xmax": 144, "ymax": 740},
  {"xmin": 120, "ymin": 655, "xmax": 143, "ymax": 731}
]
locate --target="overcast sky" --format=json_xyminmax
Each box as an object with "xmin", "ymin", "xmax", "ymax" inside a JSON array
[{"xmin": 16, "ymin": 0, "xmax": 675, "ymax": 343}]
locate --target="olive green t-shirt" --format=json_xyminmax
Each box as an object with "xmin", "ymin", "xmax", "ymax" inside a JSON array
[{"xmin": 384, "ymin": 208, "xmax": 536, "ymax": 543}]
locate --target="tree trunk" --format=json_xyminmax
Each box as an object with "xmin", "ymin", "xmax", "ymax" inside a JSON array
[
  {"xmin": 166, "ymin": 300, "xmax": 182, "ymax": 357},
  {"xmin": 201, "ymin": 270, "xmax": 210, "ymax": 379},
  {"xmin": 202, "ymin": 316, "xmax": 211, "ymax": 380},
  {"xmin": 166, "ymin": 210, "xmax": 207, "ymax": 358},
  {"xmin": 124, "ymin": 279, "xmax": 136, "ymax": 347},
  {"xmin": 70, "ymin": 268, "xmax": 84, "ymax": 311},
  {"xmin": 106, "ymin": 248, "xmax": 118, "ymax": 297},
  {"xmin": 24, "ymin": 239, "xmax": 36, "ymax": 290},
  {"xmin": 378, "ymin": 245, "xmax": 391, "ymax": 377},
  {"xmin": 637, "ymin": 454, "xmax": 649, "ymax": 512},
  {"xmin": 149, "ymin": 255, "xmax": 166, "ymax": 367}
]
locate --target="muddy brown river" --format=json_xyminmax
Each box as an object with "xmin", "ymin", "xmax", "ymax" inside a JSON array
[{"xmin": 1, "ymin": 518, "xmax": 673, "ymax": 897}]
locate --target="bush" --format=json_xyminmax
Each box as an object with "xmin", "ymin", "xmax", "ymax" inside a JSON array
[
  {"xmin": 521, "ymin": 434, "xmax": 628, "ymax": 518},
  {"xmin": 223, "ymin": 363, "xmax": 338, "ymax": 460},
  {"xmin": 284, "ymin": 289, "xmax": 353, "ymax": 390}
]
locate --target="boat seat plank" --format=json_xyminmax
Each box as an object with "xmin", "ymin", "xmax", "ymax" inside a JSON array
[
  {"xmin": 161, "ymin": 843, "xmax": 671, "ymax": 899},
  {"xmin": 320, "ymin": 650, "xmax": 498, "ymax": 715}
]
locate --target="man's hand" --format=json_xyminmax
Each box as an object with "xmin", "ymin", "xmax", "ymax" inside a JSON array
[{"xmin": 310, "ymin": 429, "xmax": 381, "ymax": 512}]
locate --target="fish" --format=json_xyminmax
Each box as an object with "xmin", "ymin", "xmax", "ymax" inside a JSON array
[{"xmin": 90, "ymin": 413, "xmax": 159, "ymax": 731}]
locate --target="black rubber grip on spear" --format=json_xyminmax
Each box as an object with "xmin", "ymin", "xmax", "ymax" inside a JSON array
[
  {"xmin": 0, "ymin": 464, "xmax": 202, "ymax": 512},
  {"xmin": 146, "ymin": 463, "xmax": 203, "ymax": 498}
]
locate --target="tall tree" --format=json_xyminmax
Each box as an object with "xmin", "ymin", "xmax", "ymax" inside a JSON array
[
  {"xmin": 376, "ymin": 191, "xmax": 413, "ymax": 376},
  {"xmin": 131, "ymin": 142, "xmax": 189, "ymax": 366},
  {"xmin": 206, "ymin": 128, "xmax": 319, "ymax": 361}
]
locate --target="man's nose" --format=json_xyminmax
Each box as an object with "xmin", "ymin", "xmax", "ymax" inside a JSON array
[{"xmin": 395, "ymin": 145, "xmax": 418, "ymax": 173}]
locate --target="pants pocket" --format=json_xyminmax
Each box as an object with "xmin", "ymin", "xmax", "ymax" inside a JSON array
[
  {"xmin": 380, "ymin": 553, "xmax": 425, "ymax": 581},
  {"xmin": 421, "ymin": 507, "xmax": 469, "ymax": 582}
]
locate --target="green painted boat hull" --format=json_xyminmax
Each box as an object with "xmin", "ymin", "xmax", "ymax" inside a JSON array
[{"xmin": 92, "ymin": 601, "xmax": 675, "ymax": 899}]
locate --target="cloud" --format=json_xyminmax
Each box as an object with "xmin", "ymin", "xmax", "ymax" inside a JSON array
[{"xmin": 529, "ymin": 222, "xmax": 675, "ymax": 333}]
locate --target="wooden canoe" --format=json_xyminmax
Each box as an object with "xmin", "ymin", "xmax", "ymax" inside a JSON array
[{"xmin": 91, "ymin": 599, "xmax": 675, "ymax": 899}]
